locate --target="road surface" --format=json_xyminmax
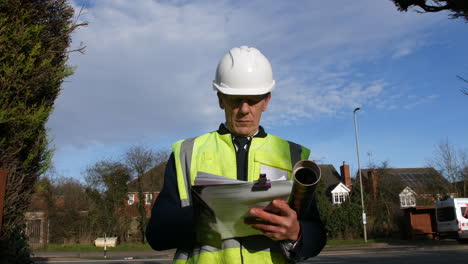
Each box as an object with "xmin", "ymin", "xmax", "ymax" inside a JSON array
[{"xmin": 36, "ymin": 247, "xmax": 468, "ymax": 264}]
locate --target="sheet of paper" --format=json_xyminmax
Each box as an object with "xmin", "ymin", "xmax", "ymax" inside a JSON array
[
  {"xmin": 194, "ymin": 172, "xmax": 248, "ymax": 185},
  {"xmin": 192, "ymin": 180, "xmax": 293, "ymax": 240},
  {"xmin": 260, "ymin": 164, "xmax": 289, "ymax": 181}
]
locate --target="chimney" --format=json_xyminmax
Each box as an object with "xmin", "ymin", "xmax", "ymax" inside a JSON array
[
  {"xmin": 340, "ymin": 161, "xmax": 352, "ymax": 188},
  {"xmin": 368, "ymin": 170, "xmax": 378, "ymax": 199}
]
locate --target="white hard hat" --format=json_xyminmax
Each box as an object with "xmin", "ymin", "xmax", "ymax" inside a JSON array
[{"xmin": 213, "ymin": 46, "xmax": 275, "ymax": 95}]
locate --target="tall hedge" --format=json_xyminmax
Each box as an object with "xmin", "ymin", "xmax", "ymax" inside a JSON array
[
  {"xmin": 0, "ymin": 1, "xmax": 80, "ymax": 262},
  {"xmin": 315, "ymin": 178, "xmax": 363, "ymax": 239}
]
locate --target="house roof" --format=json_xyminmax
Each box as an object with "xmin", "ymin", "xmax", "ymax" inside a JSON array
[
  {"xmin": 318, "ymin": 164, "xmax": 344, "ymax": 192},
  {"xmin": 128, "ymin": 162, "xmax": 167, "ymax": 192},
  {"xmin": 318, "ymin": 164, "xmax": 342, "ymax": 186},
  {"xmin": 399, "ymin": 186, "xmax": 417, "ymax": 196},
  {"xmin": 330, "ymin": 182, "xmax": 351, "ymax": 193},
  {"xmin": 360, "ymin": 167, "xmax": 449, "ymax": 194}
]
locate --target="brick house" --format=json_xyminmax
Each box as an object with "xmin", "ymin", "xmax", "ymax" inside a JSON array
[
  {"xmin": 359, "ymin": 167, "xmax": 451, "ymax": 208},
  {"xmin": 125, "ymin": 161, "xmax": 166, "ymax": 218},
  {"xmin": 357, "ymin": 167, "xmax": 454, "ymax": 239}
]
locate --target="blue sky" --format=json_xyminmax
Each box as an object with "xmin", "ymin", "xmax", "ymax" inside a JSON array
[{"xmin": 48, "ymin": 0, "xmax": 468, "ymax": 180}]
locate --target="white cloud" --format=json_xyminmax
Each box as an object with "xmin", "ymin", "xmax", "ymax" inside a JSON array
[
  {"xmin": 403, "ymin": 94, "xmax": 439, "ymax": 109},
  {"xmin": 48, "ymin": 0, "xmax": 445, "ymax": 151}
]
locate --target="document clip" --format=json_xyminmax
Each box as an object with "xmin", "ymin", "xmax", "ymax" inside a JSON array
[{"xmin": 252, "ymin": 173, "xmax": 271, "ymax": 191}]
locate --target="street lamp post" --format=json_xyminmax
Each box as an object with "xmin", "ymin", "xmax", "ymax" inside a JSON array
[{"xmin": 353, "ymin": 107, "xmax": 367, "ymax": 243}]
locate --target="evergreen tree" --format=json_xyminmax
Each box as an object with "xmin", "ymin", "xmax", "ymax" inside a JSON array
[{"xmin": 0, "ymin": 1, "xmax": 85, "ymax": 262}]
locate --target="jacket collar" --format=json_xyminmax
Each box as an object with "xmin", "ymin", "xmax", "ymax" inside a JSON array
[{"xmin": 217, "ymin": 123, "xmax": 267, "ymax": 138}]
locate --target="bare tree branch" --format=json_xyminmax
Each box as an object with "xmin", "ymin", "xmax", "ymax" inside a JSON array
[
  {"xmin": 457, "ymin": 75, "xmax": 468, "ymax": 95},
  {"xmin": 124, "ymin": 145, "xmax": 157, "ymax": 244}
]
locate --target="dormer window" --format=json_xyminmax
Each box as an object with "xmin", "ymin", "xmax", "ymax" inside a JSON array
[
  {"xmin": 399, "ymin": 187, "xmax": 416, "ymax": 208},
  {"xmin": 330, "ymin": 183, "xmax": 351, "ymax": 205},
  {"xmin": 400, "ymin": 194, "xmax": 416, "ymax": 207},
  {"xmin": 333, "ymin": 192, "xmax": 349, "ymax": 204}
]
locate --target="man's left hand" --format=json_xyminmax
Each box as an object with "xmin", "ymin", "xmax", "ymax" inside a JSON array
[{"xmin": 246, "ymin": 199, "xmax": 300, "ymax": 241}]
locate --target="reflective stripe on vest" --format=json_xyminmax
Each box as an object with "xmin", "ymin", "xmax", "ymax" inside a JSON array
[
  {"xmin": 173, "ymin": 236, "xmax": 292, "ymax": 264},
  {"xmin": 173, "ymin": 137, "xmax": 196, "ymax": 207}
]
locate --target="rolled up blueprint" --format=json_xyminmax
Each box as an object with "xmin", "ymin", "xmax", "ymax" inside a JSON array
[{"xmin": 287, "ymin": 160, "xmax": 321, "ymax": 218}]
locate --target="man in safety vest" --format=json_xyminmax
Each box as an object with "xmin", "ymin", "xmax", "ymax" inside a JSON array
[{"xmin": 146, "ymin": 46, "xmax": 326, "ymax": 263}]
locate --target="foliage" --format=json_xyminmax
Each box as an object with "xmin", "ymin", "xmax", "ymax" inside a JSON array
[
  {"xmin": 326, "ymin": 201, "xmax": 362, "ymax": 239},
  {"xmin": 84, "ymin": 161, "xmax": 132, "ymax": 241},
  {"xmin": 124, "ymin": 145, "xmax": 157, "ymax": 243},
  {"xmin": 49, "ymin": 210, "xmax": 89, "ymax": 244},
  {"xmin": 42, "ymin": 176, "xmax": 91, "ymax": 244},
  {"xmin": 0, "ymin": 0, "xmax": 85, "ymax": 262},
  {"xmin": 25, "ymin": 146, "xmax": 168, "ymax": 246},
  {"xmin": 315, "ymin": 175, "xmax": 362, "ymax": 239},
  {"xmin": 429, "ymin": 139, "xmax": 468, "ymax": 196},
  {"xmin": 315, "ymin": 178, "xmax": 333, "ymax": 230},
  {"xmin": 124, "ymin": 146, "xmax": 169, "ymax": 243},
  {"xmin": 360, "ymin": 158, "xmax": 457, "ymax": 238},
  {"xmin": 390, "ymin": 0, "xmax": 468, "ymax": 22},
  {"xmin": 123, "ymin": 145, "xmax": 169, "ymax": 243},
  {"xmin": 0, "ymin": 226, "xmax": 32, "ymax": 264},
  {"xmin": 363, "ymin": 162, "xmax": 403, "ymax": 237}
]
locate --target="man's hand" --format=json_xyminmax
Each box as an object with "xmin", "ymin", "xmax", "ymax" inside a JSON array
[{"xmin": 246, "ymin": 199, "xmax": 300, "ymax": 241}]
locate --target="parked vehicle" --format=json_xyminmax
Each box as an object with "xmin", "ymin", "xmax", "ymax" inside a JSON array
[{"xmin": 436, "ymin": 198, "xmax": 468, "ymax": 243}]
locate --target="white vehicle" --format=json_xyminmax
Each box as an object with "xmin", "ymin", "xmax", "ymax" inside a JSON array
[{"xmin": 436, "ymin": 198, "xmax": 468, "ymax": 242}]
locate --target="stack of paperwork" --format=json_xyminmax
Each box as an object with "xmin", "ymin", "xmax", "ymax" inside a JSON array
[{"xmin": 191, "ymin": 172, "xmax": 293, "ymax": 243}]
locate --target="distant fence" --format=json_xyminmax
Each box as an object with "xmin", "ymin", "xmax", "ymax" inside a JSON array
[{"xmin": 26, "ymin": 219, "xmax": 42, "ymax": 244}]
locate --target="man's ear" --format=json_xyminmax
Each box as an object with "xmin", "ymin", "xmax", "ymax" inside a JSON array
[
  {"xmin": 217, "ymin": 92, "xmax": 225, "ymax": 109},
  {"xmin": 261, "ymin": 93, "xmax": 272, "ymax": 112}
]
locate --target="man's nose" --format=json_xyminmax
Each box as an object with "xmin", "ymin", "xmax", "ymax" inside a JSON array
[{"xmin": 239, "ymin": 101, "xmax": 250, "ymax": 114}]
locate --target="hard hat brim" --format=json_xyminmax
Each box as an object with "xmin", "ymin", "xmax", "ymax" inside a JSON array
[{"xmin": 213, "ymin": 81, "xmax": 275, "ymax": 95}]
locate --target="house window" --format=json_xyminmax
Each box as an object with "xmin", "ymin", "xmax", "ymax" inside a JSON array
[
  {"xmin": 145, "ymin": 194, "xmax": 153, "ymax": 205},
  {"xmin": 400, "ymin": 194, "xmax": 416, "ymax": 207},
  {"xmin": 128, "ymin": 194, "xmax": 135, "ymax": 205},
  {"xmin": 333, "ymin": 192, "xmax": 348, "ymax": 204}
]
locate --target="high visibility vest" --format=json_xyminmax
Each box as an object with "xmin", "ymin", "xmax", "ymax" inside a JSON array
[{"xmin": 172, "ymin": 131, "xmax": 310, "ymax": 264}]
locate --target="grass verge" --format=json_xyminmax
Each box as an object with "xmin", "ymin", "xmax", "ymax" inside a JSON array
[
  {"xmin": 34, "ymin": 243, "xmax": 153, "ymax": 252},
  {"xmin": 326, "ymin": 239, "xmax": 378, "ymax": 247}
]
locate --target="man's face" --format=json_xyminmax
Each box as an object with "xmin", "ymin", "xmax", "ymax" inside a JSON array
[{"xmin": 218, "ymin": 92, "xmax": 271, "ymax": 137}]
